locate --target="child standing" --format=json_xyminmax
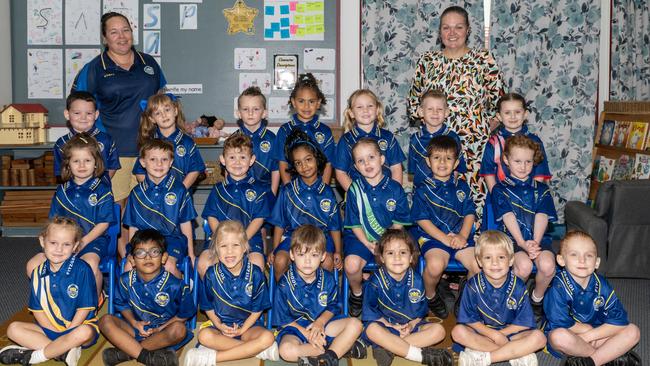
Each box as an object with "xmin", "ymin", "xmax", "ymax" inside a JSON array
[
  {"xmin": 334, "ymin": 89, "xmax": 405, "ymax": 190},
  {"xmin": 452, "ymin": 231, "xmax": 546, "ymax": 366},
  {"xmin": 0, "ymin": 218, "xmax": 98, "ymax": 366},
  {"xmin": 362, "ymin": 229, "xmax": 452, "ymax": 366},
  {"xmin": 184, "ymin": 221, "xmax": 277, "ymax": 365},
  {"xmin": 408, "ymin": 90, "xmax": 466, "ymax": 187},
  {"xmin": 133, "ymin": 93, "xmax": 205, "ymax": 189},
  {"xmin": 272, "ymin": 224, "xmax": 364, "ymax": 366},
  {"xmin": 198, "ymin": 134, "xmax": 271, "ymax": 274},
  {"xmin": 411, "ymin": 135, "xmax": 478, "ymax": 319},
  {"xmin": 274, "ymin": 73, "xmax": 335, "ymax": 185},
  {"xmin": 269, "ymin": 130, "xmax": 342, "ymax": 280},
  {"xmin": 54, "ymin": 91, "xmax": 120, "ymax": 181},
  {"xmin": 491, "ymin": 135, "xmax": 557, "ymax": 319},
  {"xmin": 480, "ymin": 93, "xmax": 551, "ymax": 192},
  {"xmin": 544, "ymin": 231, "xmax": 641, "ymax": 366},
  {"xmin": 343, "ymin": 138, "xmax": 411, "ymax": 317},
  {"xmin": 123, "ymin": 139, "xmax": 197, "ymax": 278},
  {"xmin": 99, "ymin": 229, "xmax": 194, "ymax": 366}
]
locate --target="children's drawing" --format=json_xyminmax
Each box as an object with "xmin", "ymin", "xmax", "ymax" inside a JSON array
[
  {"xmin": 143, "ymin": 31, "xmax": 161, "ymax": 56},
  {"xmin": 234, "ymin": 48, "xmax": 266, "ymax": 70},
  {"xmin": 304, "ymin": 48, "xmax": 335, "ymax": 70},
  {"xmin": 65, "ymin": 0, "xmax": 100, "ymax": 44},
  {"xmin": 28, "ymin": 49, "xmax": 63, "ymax": 99},
  {"xmin": 239, "ymin": 73, "xmax": 272, "ymax": 94},
  {"xmin": 312, "ymin": 73, "xmax": 335, "ymax": 95},
  {"xmin": 180, "ymin": 4, "xmax": 198, "ymax": 30},
  {"xmin": 27, "ymin": 0, "xmax": 63, "ymax": 45},
  {"xmin": 143, "ymin": 3, "xmax": 161, "ymax": 30},
  {"xmin": 65, "ymin": 49, "xmax": 100, "ymax": 95}
]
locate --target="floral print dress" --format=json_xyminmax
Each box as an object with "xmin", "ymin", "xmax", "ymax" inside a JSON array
[{"xmin": 408, "ymin": 48, "xmax": 504, "ymax": 224}]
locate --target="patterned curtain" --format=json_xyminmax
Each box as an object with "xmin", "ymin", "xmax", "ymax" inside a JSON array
[{"xmin": 610, "ymin": 0, "xmax": 650, "ymax": 100}]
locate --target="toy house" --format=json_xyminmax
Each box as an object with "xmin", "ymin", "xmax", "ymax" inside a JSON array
[{"xmin": 0, "ymin": 104, "xmax": 48, "ymax": 144}]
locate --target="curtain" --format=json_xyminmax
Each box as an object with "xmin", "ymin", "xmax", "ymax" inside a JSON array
[{"xmin": 610, "ymin": 0, "xmax": 650, "ymax": 100}]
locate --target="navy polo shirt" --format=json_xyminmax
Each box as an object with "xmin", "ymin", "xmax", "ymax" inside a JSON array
[
  {"xmin": 115, "ymin": 269, "xmax": 195, "ymax": 329},
  {"xmin": 273, "ymin": 114, "xmax": 336, "ymax": 164},
  {"xmin": 200, "ymin": 258, "xmax": 270, "ymax": 327},
  {"xmin": 54, "ymin": 127, "xmax": 120, "ymax": 179},
  {"xmin": 408, "ymin": 124, "xmax": 467, "ymax": 187},
  {"xmin": 72, "ymin": 49, "xmax": 166, "ymax": 157},
  {"xmin": 457, "ymin": 271, "xmax": 536, "ymax": 330},
  {"xmin": 233, "ymin": 120, "xmax": 279, "ymax": 185},
  {"xmin": 133, "ymin": 128, "xmax": 205, "ymax": 178},
  {"xmin": 362, "ymin": 267, "xmax": 428, "ymax": 325},
  {"xmin": 272, "ymin": 264, "xmax": 340, "ymax": 328},
  {"xmin": 344, "ymin": 174, "xmax": 411, "ymax": 242}
]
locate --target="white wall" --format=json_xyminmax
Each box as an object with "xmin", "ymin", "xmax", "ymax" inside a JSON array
[
  {"xmin": 338, "ymin": 0, "xmax": 361, "ymax": 124},
  {"xmin": 0, "ymin": 0, "xmax": 12, "ymax": 107}
]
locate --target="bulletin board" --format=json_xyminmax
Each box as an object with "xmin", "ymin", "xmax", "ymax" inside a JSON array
[{"xmin": 10, "ymin": 0, "xmax": 339, "ymax": 125}]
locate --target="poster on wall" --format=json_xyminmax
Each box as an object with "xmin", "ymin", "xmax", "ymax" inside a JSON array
[
  {"xmin": 65, "ymin": 0, "xmax": 100, "ymax": 44},
  {"xmin": 103, "ymin": 0, "xmax": 139, "ymax": 44},
  {"xmin": 312, "ymin": 72, "xmax": 334, "ymax": 95},
  {"xmin": 234, "ymin": 48, "xmax": 266, "ymax": 70},
  {"xmin": 143, "ymin": 31, "xmax": 161, "ymax": 56},
  {"xmin": 27, "ymin": 0, "xmax": 63, "ymax": 45},
  {"xmin": 180, "ymin": 4, "xmax": 198, "ymax": 30},
  {"xmin": 273, "ymin": 54, "xmax": 298, "ymax": 90},
  {"xmin": 239, "ymin": 73, "xmax": 272, "ymax": 94},
  {"xmin": 28, "ymin": 49, "xmax": 63, "ymax": 99},
  {"xmin": 65, "ymin": 49, "xmax": 100, "ymax": 94},
  {"xmin": 143, "ymin": 3, "xmax": 161, "ymax": 30},
  {"xmin": 264, "ymin": 0, "xmax": 324, "ymax": 41},
  {"xmin": 304, "ymin": 48, "xmax": 335, "ymax": 70}
]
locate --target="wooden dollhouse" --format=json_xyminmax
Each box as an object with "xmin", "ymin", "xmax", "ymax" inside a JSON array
[{"xmin": 0, "ymin": 104, "xmax": 48, "ymax": 144}]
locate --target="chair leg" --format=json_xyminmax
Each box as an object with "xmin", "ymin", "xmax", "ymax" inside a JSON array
[
  {"xmin": 342, "ymin": 273, "xmax": 349, "ymax": 316},
  {"xmin": 108, "ymin": 259, "xmax": 115, "ymax": 315},
  {"xmin": 267, "ymin": 265, "xmax": 275, "ymax": 330}
]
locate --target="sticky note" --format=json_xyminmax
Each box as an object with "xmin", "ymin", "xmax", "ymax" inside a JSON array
[
  {"xmin": 280, "ymin": 5, "xmax": 290, "ymax": 14},
  {"xmin": 290, "ymin": 25, "xmax": 298, "ymax": 34},
  {"xmin": 306, "ymin": 25, "xmax": 316, "ymax": 34},
  {"xmin": 271, "ymin": 22, "xmax": 280, "ymax": 31},
  {"xmin": 280, "ymin": 17, "xmax": 290, "ymax": 27},
  {"xmin": 305, "ymin": 15, "xmax": 314, "ymax": 24},
  {"xmin": 296, "ymin": 28, "xmax": 306, "ymax": 37},
  {"xmin": 296, "ymin": 4, "xmax": 306, "ymax": 13},
  {"xmin": 281, "ymin": 29, "xmax": 290, "ymax": 39},
  {"xmin": 314, "ymin": 14, "xmax": 324, "ymax": 23},
  {"xmin": 265, "ymin": 6, "xmax": 274, "ymax": 15},
  {"xmin": 264, "ymin": 29, "xmax": 274, "ymax": 38},
  {"xmin": 307, "ymin": 2, "xmax": 324, "ymax": 11},
  {"xmin": 313, "ymin": 24, "xmax": 324, "ymax": 34},
  {"xmin": 289, "ymin": 1, "xmax": 297, "ymax": 11},
  {"xmin": 294, "ymin": 15, "xmax": 305, "ymax": 23}
]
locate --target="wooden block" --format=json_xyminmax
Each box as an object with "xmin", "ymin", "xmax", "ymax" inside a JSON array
[
  {"xmin": 28, "ymin": 169, "xmax": 36, "ymax": 186},
  {"xmin": 19, "ymin": 169, "xmax": 28, "ymax": 186},
  {"xmin": 1, "ymin": 170, "xmax": 8, "ymax": 186},
  {"xmin": 10, "ymin": 170, "xmax": 18, "ymax": 186}
]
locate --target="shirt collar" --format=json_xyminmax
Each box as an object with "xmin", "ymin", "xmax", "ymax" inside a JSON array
[
  {"xmin": 64, "ymin": 177, "xmax": 101, "ymax": 191},
  {"xmin": 290, "ymin": 113, "xmax": 320, "ymax": 129},
  {"xmin": 287, "ymin": 263, "xmax": 324, "ymax": 290},
  {"xmin": 237, "ymin": 119, "xmax": 269, "ymax": 138},
  {"xmin": 39, "ymin": 255, "xmax": 77, "ymax": 278},
  {"xmin": 351, "ymin": 124, "xmax": 380, "ymax": 139},
  {"xmin": 294, "ymin": 176, "xmax": 325, "ymax": 193},
  {"xmin": 216, "ymin": 257, "xmax": 252, "ymax": 283},
  {"xmin": 130, "ymin": 269, "xmax": 170, "ymax": 293},
  {"xmin": 359, "ymin": 173, "xmax": 391, "ymax": 191},
  {"xmin": 142, "ymin": 173, "xmax": 175, "ymax": 191},
  {"xmin": 559, "ymin": 268, "xmax": 600, "ymax": 296},
  {"xmin": 100, "ymin": 47, "xmax": 146, "ymax": 71},
  {"xmin": 225, "ymin": 173, "xmax": 255, "ymax": 186},
  {"xmin": 419, "ymin": 124, "xmax": 448, "ymax": 139},
  {"xmin": 502, "ymin": 173, "xmax": 534, "ymax": 187},
  {"xmin": 377, "ymin": 267, "xmax": 414, "ymax": 291},
  {"xmin": 155, "ymin": 127, "xmax": 183, "ymax": 145},
  {"xmin": 497, "ymin": 125, "xmax": 528, "ymax": 138},
  {"xmin": 423, "ymin": 175, "xmax": 456, "ymax": 189}
]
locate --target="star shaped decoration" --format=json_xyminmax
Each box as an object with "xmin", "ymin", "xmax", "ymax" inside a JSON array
[{"xmin": 223, "ymin": 0, "xmax": 258, "ymax": 35}]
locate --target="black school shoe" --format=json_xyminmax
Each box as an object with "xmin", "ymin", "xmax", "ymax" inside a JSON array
[
  {"xmin": 372, "ymin": 347, "xmax": 394, "ymax": 366},
  {"xmin": 144, "ymin": 349, "xmax": 178, "ymax": 366},
  {"xmin": 603, "ymin": 350, "xmax": 642, "ymax": 366},
  {"xmin": 0, "ymin": 346, "xmax": 32, "ymax": 366},
  {"xmin": 343, "ymin": 339, "xmax": 367, "ymax": 359},
  {"xmin": 428, "ymin": 292, "xmax": 448, "ymax": 319},
  {"xmin": 102, "ymin": 347, "xmax": 133, "ymax": 366},
  {"xmin": 421, "ymin": 348, "xmax": 453, "ymax": 366},
  {"xmin": 349, "ymin": 291, "xmax": 363, "ymax": 317},
  {"xmin": 298, "ymin": 350, "xmax": 339, "ymax": 366},
  {"xmin": 564, "ymin": 356, "xmax": 596, "ymax": 366}
]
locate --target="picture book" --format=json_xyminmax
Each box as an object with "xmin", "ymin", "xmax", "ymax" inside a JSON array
[
  {"xmin": 612, "ymin": 154, "xmax": 634, "ymax": 180},
  {"xmin": 633, "ymin": 154, "xmax": 650, "ymax": 179},
  {"xmin": 626, "ymin": 122, "xmax": 648, "ymax": 150},
  {"xmin": 596, "ymin": 156, "xmax": 615, "ymax": 182},
  {"xmin": 599, "ymin": 119, "xmax": 615, "ymax": 145},
  {"xmin": 613, "ymin": 121, "xmax": 631, "ymax": 148}
]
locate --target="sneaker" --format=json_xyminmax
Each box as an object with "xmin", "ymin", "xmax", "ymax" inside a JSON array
[
  {"xmin": 421, "ymin": 347, "xmax": 452, "ymax": 366},
  {"xmin": 458, "ymin": 348, "xmax": 490, "ymax": 366},
  {"xmin": 454, "ymin": 277, "xmax": 467, "ymax": 318},
  {"xmin": 564, "ymin": 356, "xmax": 595, "ymax": 366},
  {"xmin": 63, "ymin": 347, "xmax": 82, "ymax": 366},
  {"xmin": 372, "ymin": 347, "xmax": 394, "ymax": 366},
  {"xmin": 349, "ymin": 291, "xmax": 363, "ymax": 318},
  {"xmin": 509, "ymin": 352, "xmax": 537, "ymax": 366},
  {"xmin": 604, "ymin": 350, "xmax": 642, "ymax": 366},
  {"xmin": 102, "ymin": 347, "xmax": 132, "ymax": 366},
  {"xmin": 145, "ymin": 349, "xmax": 178, "ymax": 366},
  {"xmin": 183, "ymin": 347, "xmax": 216, "ymax": 366},
  {"xmin": 344, "ymin": 339, "xmax": 367, "ymax": 359},
  {"xmin": 427, "ymin": 292, "xmax": 448, "ymax": 319},
  {"xmin": 0, "ymin": 345, "xmax": 32, "ymax": 366},
  {"xmin": 298, "ymin": 352, "xmax": 338, "ymax": 366},
  {"xmin": 255, "ymin": 342, "xmax": 279, "ymax": 361}
]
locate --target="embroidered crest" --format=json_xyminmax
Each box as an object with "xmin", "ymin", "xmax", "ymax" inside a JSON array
[
  {"xmin": 593, "ymin": 295, "xmax": 605, "ymax": 310},
  {"xmin": 315, "ymin": 132, "xmax": 325, "ymax": 144},
  {"xmin": 408, "ymin": 288, "xmax": 421, "ymax": 304},
  {"xmin": 245, "ymin": 189, "xmax": 257, "ymax": 202},
  {"xmin": 67, "ymin": 284, "xmax": 79, "ymax": 299},
  {"xmin": 176, "ymin": 145, "xmax": 186, "ymax": 157},
  {"xmin": 320, "ymin": 199, "xmax": 331, "ymax": 212},
  {"xmin": 165, "ymin": 192, "xmax": 177, "ymax": 205},
  {"xmin": 456, "ymin": 190, "xmax": 466, "ymax": 202},
  {"xmin": 155, "ymin": 292, "xmax": 170, "ymax": 307},
  {"xmin": 245, "ymin": 282, "xmax": 253, "ymax": 297},
  {"xmin": 378, "ymin": 139, "xmax": 388, "ymax": 151},
  {"xmin": 260, "ymin": 140, "xmax": 271, "ymax": 153},
  {"xmin": 318, "ymin": 291, "xmax": 328, "ymax": 306},
  {"xmin": 506, "ymin": 296, "xmax": 517, "ymax": 310},
  {"xmin": 144, "ymin": 66, "xmax": 155, "ymax": 75},
  {"xmin": 386, "ymin": 199, "xmax": 397, "ymax": 212},
  {"xmin": 88, "ymin": 193, "xmax": 98, "ymax": 206}
]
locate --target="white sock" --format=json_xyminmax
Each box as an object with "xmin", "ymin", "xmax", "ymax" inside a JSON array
[
  {"xmin": 405, "ymin": 345, "xmax": 422, "ymax": 362},
  {"xmin": 531, "ymin": 290, "xmax": 544, "ymax": 303},
  {"xmin": 29, "ymin": 349, "xmax": 48, "ymax": 364}
]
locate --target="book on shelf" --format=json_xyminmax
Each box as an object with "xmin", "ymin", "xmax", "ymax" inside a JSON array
[
  {"xmin": 613, "ymin": 121, "xmax": 631, "ymax": 148},
  {"xmin": 599, "ymin": 119, "xmax": 615, "ymax": 145},
  {"xmin": 612, "ymin": 154, "xmax": 634, "ymax": 180},
  {"xmin": 596, "ymin": 156, "xmax": 615, "ymax": 182},
  {"xmin": 626, "ymin": 122, "xmax": 648, "ymax": 150},
  {"xmin": 634, "ymin": 154, "xmax": 650, "ymax": 179}
]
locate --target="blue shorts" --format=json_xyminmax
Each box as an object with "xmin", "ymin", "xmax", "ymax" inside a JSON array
[
  {"xmin": 131, "ymin": 322, "xmax": 191, "ymax": 342},
  {"xmin": 451, "ymin": 326, "xmax": 533, "ymax": 353},
  {"xmin": 77, "ymin": 236, "xmax": 109, "ymax": 259},
  {"xmin": 514, "ymin": 240, "xmax": 554, "ymax": 254},
  {"xmin": 40, "ymin": 323, "xmax": 99, "ymax": 349},
  {"xmin": 273, "ymin": 234, "xmax": 335, "ymax": 254},
  {"xmin": 419, "ymin": 235, "xmax": 475, "ymax": 257},
  {"xmin": 362, "ymin": 319, "xmax": 429, "ymax": 347},
  {"xmin": 343, "ymin": 231, "xmax": 375, "ymax": 264},
  {"xmin": 275, "ymin": 315, "xmax": 347, "ymax": 344}
]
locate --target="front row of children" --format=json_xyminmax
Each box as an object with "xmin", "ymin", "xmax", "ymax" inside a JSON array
[{"xmin": 0, "ymin": 215, "xmax": 640, "ymax": 366}]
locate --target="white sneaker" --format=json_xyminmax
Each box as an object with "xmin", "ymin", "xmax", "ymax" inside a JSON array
[
  {"xmin": 183, "ymin": 347, "xmax": 217, "ymax": 366},
  {"xmin": 255, "ymin": 342, "xmax": 279, "ymax": 361},
  {"xmin": 64, "ymin": 346, "xmax": 81, "ymax": 366},
  {"xmin": 509, "ymin": 353, "xmax": 538, "ymax": 366},
  {"xmin": 458, "ymin": 348, "xmax": 491, "ymax": 366}
]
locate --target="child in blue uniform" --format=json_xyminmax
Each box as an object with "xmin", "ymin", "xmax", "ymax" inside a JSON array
[
  {"xmin": 185, "ymin": 221, "xmax": 277, "ymax": 365},
  {"xmin": 198, "ymin": 134, "xmax": 271, "ymax": 274},
  {"xmin": 133, "ymin": 93, "xmax": 205, "ymax": 189},
  {"xmin": 363, "ymin": 229, "xmax": 451, "ymax": 366},
  {"xmin": 274, "ymin": 73, "xmax": 335, "ymax": 185},
  {"xmin": 480, "ymin": 93, "xmax": 551, "ymax": 192},
  {"xmin": 343, "ymin": 138, "xmax": 410, "ymax": 317},
  {"xmin": 408, "ymin": 90, "xmax": 466, "ymax": 187},
  {"xmin": 123, "ymin": 139, "xmax": 197, "ymax": 279},
  {"xmin": 54, "ymin": 91, "xmax": 120, "ymax": 182},
  {"xmin": 544, "ymin": 231, "xmax": 640, "ymax": 366},
  {"xmin": 334, "ymin": 89, "xmax": 405, "ymax": 190},
  {"xmin": 233, "ymin": 86, "xmax": 280, "ymax": 195},
  {"xmin": 411, "ymin": 135, "xmax": 478, "ymax": 319},
  {"xmin": 269, "ymin": 130, "xmax": 342, "ymax": 280},
  {"xmin": 0, "ymin": 217, "xmax": 98, "ymax": 366},
  {"xmin": 99, "ymin": 229, "xmax": 194, "ymax": 366},
  {"xmin": 272, "ymin": 224, "xmax": 364, "ymax": 366},
  {"xmin": 453, "ymin": 230, "xmax": 546, "ymax": 366},
  {"xmin": 28, "ymin": 133, "xmax": 115, "ymax": 301}
]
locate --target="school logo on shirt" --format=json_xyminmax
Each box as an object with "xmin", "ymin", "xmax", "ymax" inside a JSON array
[
  {"xmin": 386, "ymin": 199, "xmax": 397, "ymax": 212},
  {"xmin": 318, "ymin": 291, "xmax": 328, "ymax": 307},
  {"xmin": 456, "ymin": 190, "xmax": 466, "ymax": 202},
  {"xmin": 260, "ymin": 141, "xmax": 271, "ymax": 153},
  {"xmin": 315, "ymin": 132, "xmax": 325, "ymax": 144},
  {"xmin": 144, "ymin": 65, "xmax": 155, "ymax": 75},
  {"xmin": 67, "ymin": 284, "xmax": 79, "ymax": 299},
  {"xmin": 98, "ymin": 142, "xmax": 105, "ymax": 152},
  {"xmin": 165, "ymin": 192, "xmax": 177, "ymax": 205},
  {"xmin": 408, "ymin": 288, "xmax": 422, "ymax": 304},
  {"xmin": 176, "ymin": 145, "xmax": 186, "ymax": 157},
  {"xmin": 88, "ymin": 193, "xmax": 98, "ymax": 206},
  {"xmin": 245, "ymin": 189, "xmax": 257, "ymax": 202},
  {"xmin": 378, "ymin": 139, "xmax": 388, "ymax": 151},
  {"xmin": 593, "ymin": 295, "xmax": 605, "ymax": 310},
  {"xmin": 155, "ymin": 292, "xmax": 170, "ymax": 307},
  {"xmin": 245, "ymin": 282, "xmax": 253, "ymax": 297},
  {"xmin": 320, "ymin": 199, "xmax": 332, "ymax": 212},
  {"xmin": 506, "ymin": 296, "xmax": 517, "ymax": 310}
]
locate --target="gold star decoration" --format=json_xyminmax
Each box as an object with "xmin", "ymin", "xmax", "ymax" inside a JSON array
[{"xmin": 223, "ymin": 0, "xmax": 258, "ymax": 35}]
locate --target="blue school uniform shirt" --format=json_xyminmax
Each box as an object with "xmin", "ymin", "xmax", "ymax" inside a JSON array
[
  {"xmin": 272, "ymin": 264, "xmax": 340, "ymax": 328},
  {"xmin": 115, "ymin": 269, "xmax": 195, "ymax": 329},
  {"xmin": 491, "ymin": 175, "xmax": 557, "ymax": 246},
  {"xmin": 268, "ymin": 177, "xmax": 342, "ymax": 236},
  {"xmin": 201, "ymin": 174, "xmax": 271, "ymax": 246},
  {"xmin": 362, "ymin": 267, "xmax": 427, "ymax": 325},
  {"xmin": 457, "ymin": 271, "xmax": 535, "ymax": 330},
  {"xmin": 334, "ymin": 124, "xmax": 406, "ymax": 179},
  {"xmin": 132, "ymin": 128, "xmax": 206, "ymax": 179},
  {"xmin": 543, "ymin": 269, "xmax": 629, "ymax": 333},
  {"xmin": 200, "ymin": 258, "xmax": 270, "ymax": 327},
  {"xmin": 72, "ymin": 49, "xmax": 166, "ymax": 157},
  {"xmin": 479, "ymin": 125, "xmax": 551, "ymax": 182},
  {"xmin": 273, "ymin": 114, "xmax": 336, "ymax": 164},
  {"xmin": 234, "ymin": 119, "xmax": 278, "ymax": 185},
  {"xmin": 411, "ymin": 176, "xmax": 476, "ymax": 242},
  {"xmin": 28, "ymin": 256, "xmax": 98, "ymax": 332},
  {"xmin": 344, "ymin": 174, "xmax": 411, "ymax": 242},
  {"xmin": 408, "ymin": 124, "xmax": 467, "ymax": 186},
  {"xmin": 53, "ymin": 127, "xmax": 121, "ymax": 179}
]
